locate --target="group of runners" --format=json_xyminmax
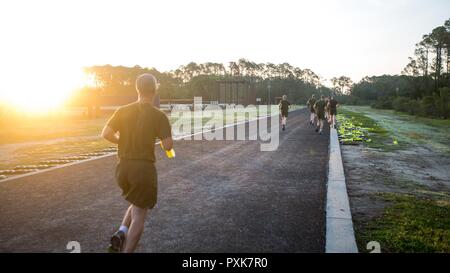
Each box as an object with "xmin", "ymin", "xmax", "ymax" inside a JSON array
[
  {"xmin": 306, "ymin": 94, "xmax": 338, "ymax": 134},
  {"xmin": 278, "ymin": 94, "xmax": 338, "ymax": 134}
]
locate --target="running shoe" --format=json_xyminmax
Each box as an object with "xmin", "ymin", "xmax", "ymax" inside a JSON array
[{"xmin": 109, "ymin": 230, "xmax": 126, "ymax": 252}]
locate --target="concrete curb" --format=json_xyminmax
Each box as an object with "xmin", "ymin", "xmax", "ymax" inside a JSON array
[{"xmin": 325, "ymin": 127, "xmax": 358, "ymax": 253}]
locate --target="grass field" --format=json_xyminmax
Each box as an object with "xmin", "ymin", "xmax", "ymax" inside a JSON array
[
  {"xmin": 341, "ymin": 106, "xmax": 450, "ymax": 154},
  {"xmin": 360, "ymin": 193, "xmax": 450, "ymax": 253},
  {"xmin": 339, "ymin": 106, "xmax": 450, "ymax": 253},
  {"xmin": 0, "ymin": 105, "xmax": 303, "ymax": 178},
  {"xmin": 0, "ymin": 109, "xmax": 111, "ymax": 171}
]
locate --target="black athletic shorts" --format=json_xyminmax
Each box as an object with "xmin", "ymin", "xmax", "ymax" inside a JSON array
[
  {"xmin": 330, "ymin": 109, "xmax": 337, "ymax": 115},
  {"xmin": 115, "ymin": 158, "xmax": 157, "ymax": 209},
  {"xmin": 317, "ymin": 111, "xmax": 325, "ymax": 120},
  {"xmin": 281, "ymin": 111, "xmax": 288, "ymax": 117}
]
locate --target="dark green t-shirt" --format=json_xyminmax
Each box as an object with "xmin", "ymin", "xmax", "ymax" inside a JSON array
[
  {"xmin": 106, "ymin": 102, "xmax": 172, "ymax": 162},
  {"xmin": 328, "ymin": 99, "xmax": 338, "ymax": 111},
  {"xmin": 307, "ymin": 98, "xmax": 316, "ymax": 111},
  {"xmin": 314, "ymin": 99, "xmax": 326, "ymax": 115},
  {"xmin": 279, "ymin": 100, "xmax": 291, "ymax": 113}
]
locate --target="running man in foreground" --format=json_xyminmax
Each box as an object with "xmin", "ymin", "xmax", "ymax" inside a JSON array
[
  {"xmin": 313, "ymin": 95, "xmax": 326, "ymax": 135},
  {"xmin": 101, "ymin": 73, "xmax": 173, "ymax": 253},
  {"xmin": 306, "ymin": 94, "xmax": 316, "ymax": 126},
  {"xmin": 327, "ymin": 96, "xmax": 338, "ymax": 129},
  {"xmin": 279, "ymin": 95, "xmax": 291, "ymax": 131}
]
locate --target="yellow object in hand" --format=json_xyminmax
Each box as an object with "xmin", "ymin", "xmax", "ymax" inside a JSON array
[{"xmin": 160, "ymin": 142, "xmax": 176, "ymax": 158}]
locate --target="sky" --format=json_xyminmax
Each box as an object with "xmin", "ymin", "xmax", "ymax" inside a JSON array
[{"xmin": 0, "ymin": 0, "xmax": 449, "ymax": 101}]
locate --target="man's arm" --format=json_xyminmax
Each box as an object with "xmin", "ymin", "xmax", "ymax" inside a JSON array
[
  {"xmin": 161, "ymin": 137, "xmax": 173, "ymax": 151},
  {"xmin": 101, "ymin": 125, "xmax": 119, "ymax": 144},
  {"xmin": 102, "ymin": 108, "xmax": 121, "ymax": 144},
  {"xmin": 158, "ymin": 113, "xmax": 173, "ymax": 151}
]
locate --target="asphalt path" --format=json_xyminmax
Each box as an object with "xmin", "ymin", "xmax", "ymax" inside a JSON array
[{"xmin": 0, "ymin": 109, "xmax": 329, "ymax": 252}]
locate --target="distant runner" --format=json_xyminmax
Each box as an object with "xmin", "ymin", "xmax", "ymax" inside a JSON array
[
  {"xmin": 101, "ymin": 73, "xmax": 173, "ymax": 253},
  {"xmin": 279, "ymin": 95, "xmax": 291, "ymax": 131},
  {"xmin": 328, "ymin": 96, "xmax": 338, "ymax": 129},
  {"xmin": 314, "ymin": 95, "xmax": 327, "ymax": 135},
  {"xmin": 306, "ymin": 94, "xmax": 316, "ymax": 126}
]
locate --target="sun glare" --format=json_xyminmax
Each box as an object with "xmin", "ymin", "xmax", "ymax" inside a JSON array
[{"xmin": 0, "ymin": 66, "xmax": 87, "ymax": 114}]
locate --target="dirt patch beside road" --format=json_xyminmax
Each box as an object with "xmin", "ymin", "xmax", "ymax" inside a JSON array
[{"xmin": 344, "ymin": 145, "xmax": 450, "ymax": 218}]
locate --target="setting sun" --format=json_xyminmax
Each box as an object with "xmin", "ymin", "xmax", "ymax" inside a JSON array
[{"xmin": 0, "ymin": 65, "xmax": 87, "ymax": 113}]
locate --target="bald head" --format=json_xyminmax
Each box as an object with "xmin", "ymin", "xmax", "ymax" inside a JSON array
[{"xmin": 136, "ymin": 73, "xmax": 157, "ymax": 97}]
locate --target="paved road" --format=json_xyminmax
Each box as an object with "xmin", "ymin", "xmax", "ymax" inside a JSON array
[{"xmin": 0, "ymin": 109, "xmax": 329, "ymax": 253}]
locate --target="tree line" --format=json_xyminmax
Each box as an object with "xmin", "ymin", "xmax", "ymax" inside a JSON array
[
  {"xmin": 79, "ymin": 59, "xmax": 346, "ymax": 105},
  {"xmin": 348, "ymin": 18, "xmax": 450, "ymax": 119}
]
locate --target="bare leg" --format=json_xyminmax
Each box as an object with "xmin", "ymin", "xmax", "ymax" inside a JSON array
[
  {"xmin": 122, "ymin": 205, "xmax": 148, "ymax": 253},
  {"xmin": 121, "ymin": 205, "xmax": 132, "ymax": 228}
]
